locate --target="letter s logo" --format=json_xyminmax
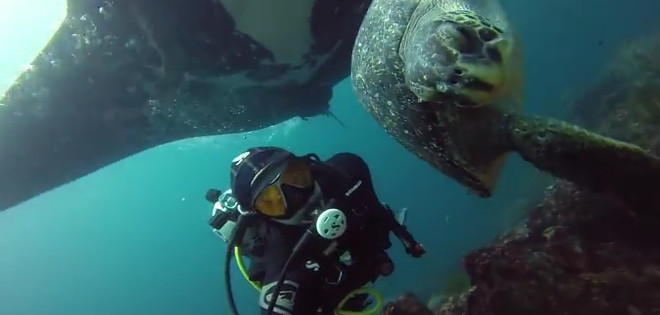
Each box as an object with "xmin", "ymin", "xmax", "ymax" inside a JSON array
[{"xmin": 304, "ymin": 260, "xmax": 320, "ymax": 272}]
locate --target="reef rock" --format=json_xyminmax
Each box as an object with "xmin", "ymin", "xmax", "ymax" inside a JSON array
[{"xmin": 381, "ymin": 293, "xmax": 435, "ymax": 315}]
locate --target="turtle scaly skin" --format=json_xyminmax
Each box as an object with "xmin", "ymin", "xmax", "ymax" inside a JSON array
[
  {"xmin": 352, "ymin": 0, "xmax": 524, "ymax": 197},
  {"xmin": 504, "ymin": 114, "xmax": 660, "ymax": 209},
  {"xmin": 352, "ymin": 0, "xmax": 660, "ymax": 208}
]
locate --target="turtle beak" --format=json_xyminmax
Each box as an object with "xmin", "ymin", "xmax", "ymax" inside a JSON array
[
  {"xmin": 430, "ymin": 18, "xmax": 512, "ymax": 107},
  {"xmin": 401, "ymin": 16, "xmax": 515, "ymax": 108},
  {"xmin": 450, "ymin": 37, "xmax": 511, "ymax": 107}
]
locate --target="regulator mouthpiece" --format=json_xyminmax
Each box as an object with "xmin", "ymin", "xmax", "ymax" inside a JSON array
[{"xmin": 315, "ymin": 208, "xmax": 347, "ymax": 240}]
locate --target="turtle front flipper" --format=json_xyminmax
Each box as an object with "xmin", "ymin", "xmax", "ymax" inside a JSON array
[{"xmin": 505, "ymin": 114, "xmax": 660, "ymax": 209}]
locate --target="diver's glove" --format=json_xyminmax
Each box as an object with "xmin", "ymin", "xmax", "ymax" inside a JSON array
[
  {"xmin": 405, "ymin": 243, "xmax": 426, "ymax": 258},
  {"xmin": 382, "ymin": 204, "xmax": 426, "ymax": 258}
]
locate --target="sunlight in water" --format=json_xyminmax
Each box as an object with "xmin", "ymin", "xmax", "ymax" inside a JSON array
[{"xmin": 0, "ymin": 0, "xmax": 66, "ymax": 97}]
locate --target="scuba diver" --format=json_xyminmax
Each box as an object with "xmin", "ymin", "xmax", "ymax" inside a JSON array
[{"xmin": 206, "ymin": 147, "xmax": 425, "ymax": 315}]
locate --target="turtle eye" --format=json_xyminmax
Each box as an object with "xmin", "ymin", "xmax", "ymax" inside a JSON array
[
  {"xmin": 452, "ymin": 24, "xmax": 480, "ymax": 54},
  {"xmin": 478, "ymin": 27, "xmax": 498, "ymax": 42},
  {"xmin": 437, "ymin": 22, "xmax": 479, "ymax": 54}
]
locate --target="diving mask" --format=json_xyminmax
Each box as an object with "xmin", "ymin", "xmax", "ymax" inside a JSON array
[{"xmin": 251, "ymin": 157, "xmax": 315, "ymax": 219}]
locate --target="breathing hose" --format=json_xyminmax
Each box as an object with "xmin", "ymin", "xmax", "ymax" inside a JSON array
[
  {"xmin": 234, "ymin": 246, "xmax": 261, "ymax": 291},
  {"xmin": 225, "ymin": 241, "xmax": 239, "ymax": 315},
  {"xmin": 225, "ymin": 213, "xmax": 256, "ymax": 315},
  {"xmin": 265, "ymin": 198, "xmax": 339, "ymax": 314},
  {"xmin": 265, "ymin": 229, "xmax": 316, "ymax": 314}
]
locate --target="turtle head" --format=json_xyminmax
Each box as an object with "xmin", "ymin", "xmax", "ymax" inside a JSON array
[
  {"xmin": 402, "ymin": 10, "xmax": 517, "ymax": 108},
  {"xmin": 398, "ymin": 7, "xmax": 524, "ymax": 197}
]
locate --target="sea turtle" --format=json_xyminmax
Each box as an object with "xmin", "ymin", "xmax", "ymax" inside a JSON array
[
  {"xmin": 0, "ymin": 0, "xmax": 371, "ymax": 211},
  {"xmin": 351, "ymin": 0, "xmax": 660, "ymax": 206}
]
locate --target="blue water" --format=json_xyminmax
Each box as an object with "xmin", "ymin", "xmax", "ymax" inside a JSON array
[{"xmin": 1, "ymin": 0, "xmax": 659, "ymax": 314}]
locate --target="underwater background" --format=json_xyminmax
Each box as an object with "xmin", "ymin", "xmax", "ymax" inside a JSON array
[{"xmin": 1, "ymin": 0, "xmax": 660, "ymax": 314}]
